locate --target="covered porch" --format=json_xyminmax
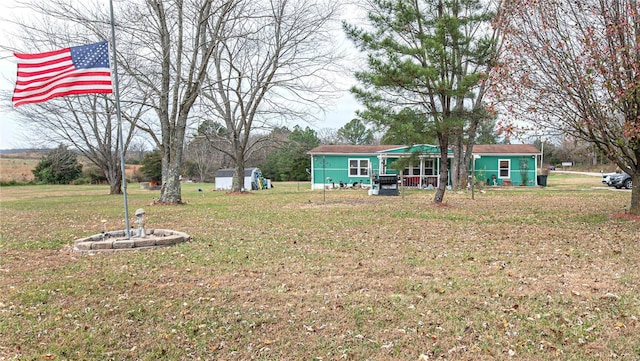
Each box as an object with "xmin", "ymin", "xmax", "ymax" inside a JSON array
[{"xmin": 377, "ymin": 145, "xmax": 452, "ymax": 189}]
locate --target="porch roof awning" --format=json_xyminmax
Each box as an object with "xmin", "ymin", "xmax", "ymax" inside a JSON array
[{"xmin": 377, "ymin": 144, "xmax": 451, "ymax": 156}]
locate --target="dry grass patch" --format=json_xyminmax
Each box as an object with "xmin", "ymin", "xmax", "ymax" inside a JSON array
[
  {"xmin": 0, "ymin": 156, "xmax": 39, "ymax": 182},
  {"xmin": 0, "ymin": 178, "xmax": 638, "ymax": 360}
]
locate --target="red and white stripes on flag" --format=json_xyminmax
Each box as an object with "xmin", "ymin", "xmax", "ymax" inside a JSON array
[{"xmin": 12, "ymin": 41, "xmax": 113, "ymax": 107}]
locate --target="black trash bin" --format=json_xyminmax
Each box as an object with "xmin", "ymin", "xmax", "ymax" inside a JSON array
[{"xmin": 537, "ymin": 174, "xmax": 548, "ymax": 187}]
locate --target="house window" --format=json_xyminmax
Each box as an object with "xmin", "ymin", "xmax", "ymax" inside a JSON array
[
  {"xmin": 403, "ymin": 166, "xmax": 420, "ymax": 176},
  {"xmin": 424, "ymin": 159, "xmax": 434, "ymax": 175},
  {"xmin": 349, "ymin": 159, "xmax": 369, "ymax": 176},
  {"xmin": 499, "ymin": 159, "xmax": 510, "ymax": 178}
]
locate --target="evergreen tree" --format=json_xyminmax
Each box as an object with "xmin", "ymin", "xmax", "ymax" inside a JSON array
[
  {"xmin": 475, "ymin": 115, "xmax": 498, "ymax": 145},
  {"xmin": 379, "ymin": 108, "xmax": 436, "ymax": 145},
  {"xmin": 345, "ymin": 0, "xmax": 499, "ymax": 203},
  {"xmin": 32, "ymin": 145, "xmax": 83, "ymax": 184},
  {"xmin": 261, "ymin": 126, "xmax": 320, "ymax": 181},
  {"xmin": 288, "ymin": 126, "xmax": 321, "ymax": 180},
  {"xmin": 337, "ymin": 119, "xmax": 374, "ymax": 145},
  {"xmin": 140, "ymin": 150, "xmax": 163, "ymax": 182}
]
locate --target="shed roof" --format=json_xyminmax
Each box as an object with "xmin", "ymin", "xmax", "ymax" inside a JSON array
[
  {"xmin": 215, "ymin": 168, "xmax": 258, "ymax": 178},
  {"xmin": 472, "ymin": 144, "xmax": 540, "ymax": 155}
]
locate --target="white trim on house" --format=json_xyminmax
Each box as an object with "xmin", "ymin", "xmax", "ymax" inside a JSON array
[
  {"xmin": 349, "ymin": 158, "xmax": 370, "ymax": 177},
  {"xmin": 498, "ymin": 159, "xmax": 511, "ymax": 179}
]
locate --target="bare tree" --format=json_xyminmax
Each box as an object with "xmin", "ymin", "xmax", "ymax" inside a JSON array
[
  {"xmin": 8, "ymin": 0, "xmax": 345, "ymax": 199},
  {"xmin": 185, "ymin": 136, "xmax": 221, "ymax": 182},
  {"xmin": 497, "ymin": 0, "xmax": 640, "ymax": 214},
  {"xmin": 128, "ymin": 141, "xmax": 149, "ymax": 164},
  {"xmin": 112, "ymin": 0, "xmax": 242, "ymax": 203},
  {"xmin": 6, "ymin": 1, "xmax": 147, "ymax": 194},
  {"xmin": 21, "ymin": 0, "xmax": 242, "ymax": 203},
  {"xmin": 200, "ymin": 0, "xmax": 343, "ymax": 192},
  {"xmin": 15, "ymin": 95, "xmax": 145, "ymax": 194},
  {"xmin": 316, "ymin": 128, "xmax": 341, "ymax": 145}
]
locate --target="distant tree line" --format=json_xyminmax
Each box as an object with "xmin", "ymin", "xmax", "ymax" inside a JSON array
[
  {"xmin": 134, "ymin": 117, "xmax": 509, "ymax": 184},
  {"xmin": 20, "ymin": 126, "xmax": 615, "ymax": 187}
]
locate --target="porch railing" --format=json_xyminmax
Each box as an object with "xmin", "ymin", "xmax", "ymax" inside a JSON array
[{"xmin": 402, "ymin": 175, "xmax": 439, "ymax": 189}]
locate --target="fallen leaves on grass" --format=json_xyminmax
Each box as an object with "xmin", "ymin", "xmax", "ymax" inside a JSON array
[
  {"xmin": 1, "ymin": 184, "xmax": 639, "ymax": 359},
  {"xmin": 612, "ymin": 212, "xmax": 640, "ymax": 221}
]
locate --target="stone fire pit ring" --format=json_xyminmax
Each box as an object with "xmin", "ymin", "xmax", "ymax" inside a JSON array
[{"xmin": 73, "ymin": 229, "xmax": 191, "ymax": 253}]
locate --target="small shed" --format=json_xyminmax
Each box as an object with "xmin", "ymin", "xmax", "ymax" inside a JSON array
[{"xmin": 215, "ymin": 167, "xmax": 268, "ymax": 191}]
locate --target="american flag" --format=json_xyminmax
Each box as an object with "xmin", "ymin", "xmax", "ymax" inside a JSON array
[{"xmin": 12, "ymin": 41, "xmax": 113, "ymax": 107}]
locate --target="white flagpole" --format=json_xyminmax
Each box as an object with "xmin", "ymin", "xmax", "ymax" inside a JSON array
[{"xmin": 109, "ymin": 0, "xmax": 131, "ymax": 238}]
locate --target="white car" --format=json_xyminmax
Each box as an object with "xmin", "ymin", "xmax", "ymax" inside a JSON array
[{"xmin": 602, "ymin": 173, "xmax": 616, "ymax": 185}]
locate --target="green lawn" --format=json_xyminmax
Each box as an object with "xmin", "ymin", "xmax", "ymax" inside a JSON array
[{"xmin": 0, "ymin": 176, "xmax": 638, "ymax": 360}]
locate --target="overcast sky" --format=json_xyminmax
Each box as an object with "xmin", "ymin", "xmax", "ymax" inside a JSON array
[
  {"xmin": 0, "ymin": 1, "xmax": 362, "ymax": 150},
  {"xmin": 0, "ymin": 6, "xmax": 24, "ymax": 149}
]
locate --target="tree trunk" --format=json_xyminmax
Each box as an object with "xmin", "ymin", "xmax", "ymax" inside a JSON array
[
  {"xmin": 460, "ymin": 143, "xmax": 474, "ymax": 190},
  {"xmin": 109, "ymin": 175, "xmax": 123, "ymax": 195},
  {"xmin": 450, "ymin": 122, "xmax": 478, "ymax": 190},
  {"xmin": 157, "ymin": 143, "xmax": 182, "ymax": 204},
  {"xmin": 232, "ymin": 161, "xmax": 245, "ymax": 192},
  {"xmin": 631, "ymin": 172, "xmax": 639, "ymax": 215},
  {"xmin": 158, "ymin": 151, "xmax": 183, "ymax": 204},
  {"xmin": 434, "ymin": 136, "xmax": 449, "ymax": 203},
  {"xmin": 104, "ymin": 161, "xmax": 123, "ymax": 195},
  {"xmin": 457, "ymin": 109, "xmax": 481, "ymax": 190},
  {"xmin": 157, "ymin": 128, "xmax": 187, "ymax": 204},
  {"xmin": 435, "ymin": 156, "xmax": 448, "ymax": 203},
  {"xmin": 451, "ymin": 142, "xmax": 462, "ymax": 190}
]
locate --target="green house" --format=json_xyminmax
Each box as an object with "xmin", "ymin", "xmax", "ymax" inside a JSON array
[
  {"xmin": 472, "ymin": 145, "xmax": 542, "ymax": 187},
  {"xmin": 308, "ymin": 144, "xmax": 541, "ymax": 189}
]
